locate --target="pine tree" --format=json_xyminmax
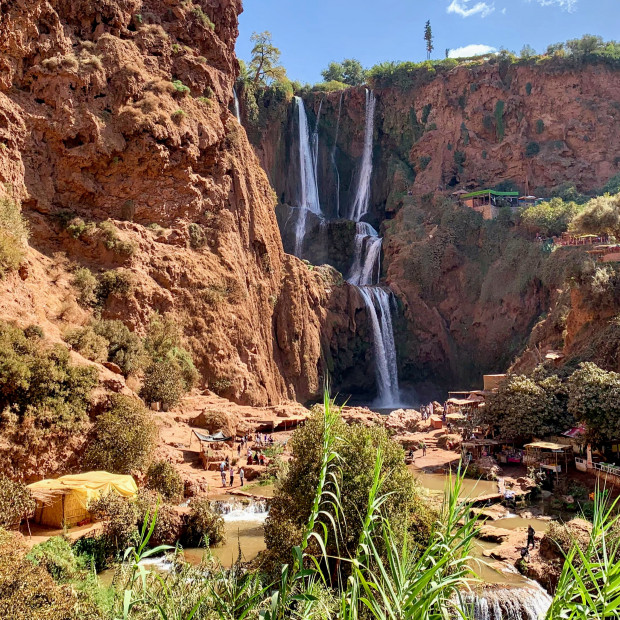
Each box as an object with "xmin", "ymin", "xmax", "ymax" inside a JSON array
[{"xmin": 424, "ymin": 20, "xmax": 434, "ymax": 60}]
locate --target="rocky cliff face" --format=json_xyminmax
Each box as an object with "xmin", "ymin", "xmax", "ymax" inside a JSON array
[
  {"xmin": 246, "ymin": 61, "xmax": 620, "ymax": 394},
  {"xmin": 0, "ymin": 0, "xmax": 359, "ymax": 406}
]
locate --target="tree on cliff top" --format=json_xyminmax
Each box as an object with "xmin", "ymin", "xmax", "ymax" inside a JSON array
[
  {"xmin": 321, "ymin": 58, "xmax": 367, "ymax": 86},
  {"xmin": 424, "ymin": 20, "xmax": 434, "ymax": 60},
  {"xmin": 249, "ymin": 31, "xmax": 287, "ymax": 86}
]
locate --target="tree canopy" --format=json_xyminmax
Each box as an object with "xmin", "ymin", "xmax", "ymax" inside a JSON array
[
  {"xmin": 248, "ymin": 31, "xmax": 287, "ymax": 86},
  {"xmin": 424, "ymin": 21, "xmax": 434, "ymax": 60},
  {"xmin": 520, "ymin": 197, "xmax": 584, "ymax": 236},
  {"xmin": 571, "ymin": 193, "xmax": 620, "ymax": 238},
  {"xmin": 321, "ymin": 58, "xmax": 367, "ymax": 86},
  {"xmin": 482, "ymin": 371, "xmax": 572, "ymax": 439}
]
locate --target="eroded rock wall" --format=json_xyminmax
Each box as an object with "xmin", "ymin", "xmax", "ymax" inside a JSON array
[{"xmin": 0, "ymin": 0, "xmax": 358, "ymax": 406}]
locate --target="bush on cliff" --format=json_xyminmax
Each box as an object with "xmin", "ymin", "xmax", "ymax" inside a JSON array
[
  {"xmin": 0, "ymin": 477, "xmax": 35, "ymax": 529},
  {"xmin": 264, "ymin": 409, "xmax": 434, "ymax": 569},
  {"xmin": 182, "ymin": 497, "xmax": 225, "ymax": 547},
  {"xmin": 0, "ymin": 196, "xmax": 29, "ymax": 277},
  {"xmin": 0, "ymin": 321, "xmax": 97, "ymax": 433},
  {"xmin": 84, "ymin": 395, "xmax": 157, "ymax": 475},
  {"xmin": 145, "ymin": 460, "xmax": 184, "ymax": 503},
  {"xmin": 521, "ymin": 197, "xmax": 584, "ymax": 236},
  {"xmin": 65, "ymin": 325, "xmax": 109, "ymax": 363}
]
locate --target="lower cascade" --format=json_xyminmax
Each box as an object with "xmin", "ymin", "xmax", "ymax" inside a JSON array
[
  {"xmin": 357, "ymin": 286, "xmax": 400, "ymax": 407},
  {"xmin": 211, "ymin": 499, "xmax": 269, "ymax": 523},
  {"xmin": 462, "ymin": 583, "xmax": 552, "ymax": 620}
]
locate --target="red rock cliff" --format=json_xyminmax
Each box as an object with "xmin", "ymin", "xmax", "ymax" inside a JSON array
[{"xmin": 0, "ymin": 0, "xmax": 355, "ymax": 406}]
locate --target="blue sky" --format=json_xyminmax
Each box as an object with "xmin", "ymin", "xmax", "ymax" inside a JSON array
[{"xmin": 237, "ymin": 0, "xmax": 619, "ymax": 84}]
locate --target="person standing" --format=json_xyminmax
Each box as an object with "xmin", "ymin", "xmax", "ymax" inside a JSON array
[
  {"xmin": 421, "ymin": 440, "xmax": 427, "ymax": 457},
  {"xmin": 229, "ymin": 465, "xmax": 235, "ymax": 487},
  {"xmin": 527, "ymin": 525, "xmax": 536, "ymax": 549},
  {"xmin": 237, "ymin": 443, "xmax": 241, "ymax": 457},
  {"xmin": 220, "ymin": 468, "xmax": 226, "ymax": 487},
  {"xmin": 239, "ymin": 467, "xmax": 245, "ymax": 487}
]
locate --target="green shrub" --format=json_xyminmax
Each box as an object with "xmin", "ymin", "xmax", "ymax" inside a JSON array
[
  {"xmin": 27, "ymin": 536, "xmax": 80, "ymax": 582},
  {"xmin": 84, "ymin": 395, "xmax": 157, "ymax": 474},
  {"xmin": 182, "ymin": 498, "xmax": 225, "ymax": 546},
  {"xmin": 145, "ymin": 461, "xmax": 184, "ymax": 503},
  {"xmin": 98, "ymin": 221, "xmax": 135, "ymax": 256},
  {"xmin": 192, "ymin": 7, "xmax": 215, "ymax": 30},
  {"xmin": 494, "ymin": 100, "xmax": 505, "ymax": 142},
  {"xmin": 23, "ymin": 324, "xmax": 44, "ymax": 339},
  {"xmin": 421, "ymin": 103, "xmax": 432, "ymax": 124},
  {"xmin": 171, "ymin": 109, "xmax": 186, "ymax": 122},
  {"xmin": 136, "ymin": 491, "xmax": 183, "ymax": 546},
  {"xmin": 0, "ymin": 196, "xmax": 28, "ymax": 277},
  {"xmin": 64, "ymin": 325, "xmax": 109, "ymax": 362},
  {"xmin": 73, "ymin": 267, "xmax": 98, "ymax": 307},
  {"xmin": 65, "ymin": 216, "xmax": 94, "ymax": 239},
  {"xmin": 526, "ymin": 141, "xmax": 540, "ymax": 157},
  {"xmin": 419, "ymin": 155, "xmax": 431, "ymax": 171},
  {"xmin": 92, "ymin": 319, "xmax": 147, "ymax": 376},
  {"xmin": 521, "ymin": 197, "xmax": 584, "ymax": 236},
  {"xmin": 171, "ymin": 80, "xmax": 190, "ymax": 96},
  {"xmin": 0, "ymin": 322, "xmax": 97, "ymax": 432},
  {"xmin": 188, "ymin": 223, "xmax": 206, "ymax": 249},
  {"xmin": 96, "ymin": 269, "xmax": 133, "ymax": 305},
  {"xmin": 88, "ymin": 492, "xmax": 139, "ymax": 554},
  {"xmin": 140, "ymin": 358, "xmax": 186, "ymax": 409},
  {"xmin": 526, "ymin": 82, "xmax": 532, "ymax": 95},
  {"xmin": 312, "ymin": 80, "xmax": 349, "ymax": 92},
  {"xmin": 536, "ymin": 119, "xmax": 545, "ymax": 134},
  {"xmin": 454, "ymin": 150, "xmax": 466, "ymax": 173},
  {"xmin": 0, "ymin": 477, "xmax": 35, "ymax": 529}
]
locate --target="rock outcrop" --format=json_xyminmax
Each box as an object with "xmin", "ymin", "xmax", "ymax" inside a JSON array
[{"xmin": 0, "ymin": 0, "xmax": 362, "ymax": 406}]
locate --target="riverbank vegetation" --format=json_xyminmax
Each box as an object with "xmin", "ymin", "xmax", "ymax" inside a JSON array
[{"xmin": 1, "ymin": 395, "xmax": 620, "ymax": 618}]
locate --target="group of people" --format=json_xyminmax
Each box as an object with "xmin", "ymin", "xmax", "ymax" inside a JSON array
[
  {"xmin": 246, "ymin": 449, "xmax": 266, "ymax": 466},
  {"xmin": 219, "ymin": 456, "xmax": 244, "ymax": 488}
]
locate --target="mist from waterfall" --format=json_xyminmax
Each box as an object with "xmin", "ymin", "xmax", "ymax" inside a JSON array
[
  {"xmin": 294, "ymin": 96, "xmax": 321, "ymax": 256},
  {"xmin": 233, "ymin": 87, "xmax": 241, "ymax": 124},
  {"xmin": 349, "ymin": 89, "xmax": 376, "ymax": 222}
]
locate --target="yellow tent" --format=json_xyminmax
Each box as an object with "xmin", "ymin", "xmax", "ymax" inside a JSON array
[{"xmin": 27, "ymin": 471, "xmax": 138, "ymax": 528}]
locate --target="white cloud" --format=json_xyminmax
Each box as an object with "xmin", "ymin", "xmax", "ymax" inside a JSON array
[
  {"xmin": 501, "ymin": 7, "xmax": 507, "ymax": 14},
  {"xmin": 530, "ymin": 0, "xmax": 578, "ymax": 11},
  {"xmin": 448, "ymin": 44, "xmax": 497, "ymax": 58},
  {"xmin": 447, "ymin": 0, "xmax": 495, "ymax": 18}
]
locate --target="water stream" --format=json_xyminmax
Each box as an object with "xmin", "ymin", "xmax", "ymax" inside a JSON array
[
  {"xmin": 233, "ymin": 87, "xmax": 241, "ymax": 124},
  {"xmin": 332, "ymin": 92, "xmax": 343, "ymax": 217},
  {"xmin": 348, "ymin": 222, "xmax": 382, "ymax": 286},
  {"xmin": 293, "ymin": 96, "xmax": 322, "ymax": 256}
]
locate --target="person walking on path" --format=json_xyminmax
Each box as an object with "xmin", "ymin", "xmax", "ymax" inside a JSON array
[
  {"xmin": 229, "ymin": 465, "xmax": 235, "ymax": 487},
  {"xmin": 420, "ymin": 440, "xmax": 427, "ymax": 457},
  {"xmin": 239, "ymin": 467, "xmax": 245, "ymax": 487},
  {"xmin": 527, "ymin": 525, "xmax": 536, "ymax": 549},
  {"xmin": 221, "ymin": 469, "xmax": 227, "ymax": 487}
]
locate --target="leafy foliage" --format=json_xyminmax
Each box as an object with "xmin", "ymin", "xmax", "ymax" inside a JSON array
[
  {"xmin": 0, "ymin": 196, "xmax": 29, "ymax": 277},
  {"xmin": 182, "ymin": 497, "xmax": 226, "ymax": 546},
  {"xmin": 568, "ymin": 362, "xmax": 620, "ymax": 443},
  {"xmin": 482, "ymin": 370, "xmax": 573, "ymax": 439},
  {"xmin": 571, "ymin": 192, "xmax": 620, "ymax": 238},
  {"xmin": 88, "ymin": 491, "xmax": 140, "ymax": 554},
  {"xmin": 521, "ymin": 196, "xmax": 585, "ymax": 236},
  {"xmin": 27, "ymin": 536, "xmax": 81, "ymax": 582},
  {"xmin": 91, "ymin": 319, "xmax": 147, "ymax": 376},
  {"xmin": 145, "ymin": 461, "xmax": 184, "ymax": 503},
  {"xmin": 264, "ymin": 408, "xmax": 434, "ymax": 569},
  {"xmin": 84, "ymin": 395, "xmax": 157, "ymax": 475},
  {"xmin": 65, "ymin": 325, "xmax": 109, "ymax": 363},
  {"xmin": 321, "ymin": 58, "xmax": 367, "ymax": 86},
  {"xmin": 0, "ymin": 477, "xmax": 35, "ymax": 529},
  {"xmin": 0, "ymin": 321, "xmax": 97, "ymax": 433},
  {"xmin": 248, "ymin": 31, "xmax": 286, "ymax": 86}
]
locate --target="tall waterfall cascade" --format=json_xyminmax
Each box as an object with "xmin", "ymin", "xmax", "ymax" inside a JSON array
[
  {"xmin": 348, "ymin": 222, "xmax": 381, "ymax": 287},
  {"xmin": 294, "ymin": 96, "xmax": 322, "ymax": 256},
  {"xmin": 233, "ymin": 88, "xmax": 241, "ymax": 124},
  {"xmin": 349, "ymin": 89, "xmax": 376, "ymax": 222},
  {"xmin": 332, "ymin": 92, "xmax": 343, "ymax": 217}
]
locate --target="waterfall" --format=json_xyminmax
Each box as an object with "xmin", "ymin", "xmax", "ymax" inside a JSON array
[
  {"xmin": 212, "ymin": 499, "xmax": 269, "ymax": 523},
  {"xmin": 294, "ymin": 96, "xmax": 321, "ymax": 256},
  {"xmin": 311, "ymin": 98, "xmax": 323, "ymax": 194},
  {"xmin": 462, "ymin": 583, "xmax": 552, "ymax": 620},
  {"xmin": 233, "ymin": 87, "xmax": 241, "ymax": 124},
  {"xmin": 348, "ymin": 222, "xmax": 382, "ymax": 286},
  {"xmin": 332, "ymin": 92, "xmax": 343, "ymax": 217},
  {"xmin": 349, "ymin": 89, "xmax": 376, "ymax": 222},
  {"xmin": 357, "ymin": 287, "xmax": 400, "ymax": 407}
]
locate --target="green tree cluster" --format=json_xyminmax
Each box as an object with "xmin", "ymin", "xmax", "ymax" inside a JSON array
[
  {"xmin": 321, "ymin": 58, "xmax": 367, "ymax": 86},
  {"xmin": 521, "ymin": 197, "xmax": 584, "ymax": 236},
  {"xmin": 264, "ymin": 409, "xmax": 434, "ymax": 569},
  {"xmin": 482, "ymin": 370, "xmax": 572, "ymax": 439},
  {"xmin": 248, "ymin": 31, "xmax": 287, "ymax": 86},
  {"xmin": 571, "ymin": 192, "xmax": 620, "ymax": 238},
  {"xmin": 0, "ymin": 196, "xmax": 29, "ymax": 278}
]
